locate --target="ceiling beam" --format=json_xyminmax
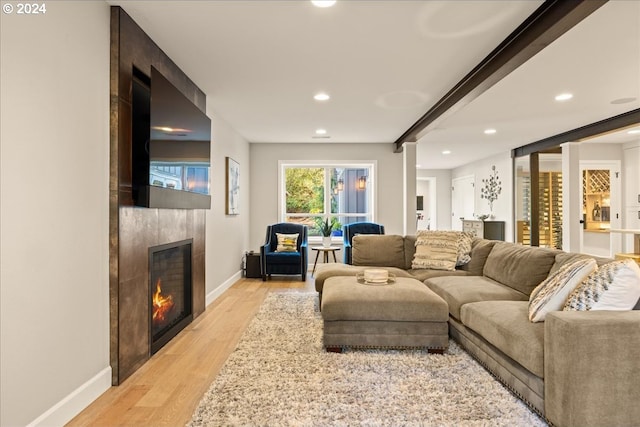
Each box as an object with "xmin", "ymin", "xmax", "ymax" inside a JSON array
[
  {"xmin": 512, "ymin": 109, "xmax": 640, "ymax": 157},
  {"xmin": 393, "ymin": 0, "xmax": 608, "ymax": 153}
]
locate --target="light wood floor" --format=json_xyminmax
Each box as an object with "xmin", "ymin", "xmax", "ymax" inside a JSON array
[{"xmin": 67, "ymin": 276, "xmax": 315, "ymax": 427}]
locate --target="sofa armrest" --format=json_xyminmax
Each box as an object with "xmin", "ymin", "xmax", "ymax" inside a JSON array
[
  {"xmin": 544, "ymin": 310, "xmax": 640, "ymax": 427},
  {"xmin": 299, "ymin": 240, "xmax": 308, "ymax": 275}
]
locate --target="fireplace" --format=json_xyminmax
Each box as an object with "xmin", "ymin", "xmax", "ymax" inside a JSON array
[{"xmin": 149, "ymin": 239, "xmax": 193, "ymax": 354}]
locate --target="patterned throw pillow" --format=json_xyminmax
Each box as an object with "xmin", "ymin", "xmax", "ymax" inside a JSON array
[
  {"xmin": 528, "ymin": 258, "xmax": 597, "ymax": 322},
  {"xmin": 456, "ymin": 232, "xmax": 474, "ymax": 266},
  {"xmin": 564, "ymin": 260, "xmax": 640, "ymax": 311},
  {"xmin": 412, "ymin": 230, "xmax": 470, "ymax": 271},
  {"xmin": 275, "ymin": 233, "xmax": 299, "ymax": 252}
]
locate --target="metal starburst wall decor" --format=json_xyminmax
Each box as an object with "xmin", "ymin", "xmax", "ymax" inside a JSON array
[{"xmin": 480, "ymin": 165, "xmax": 502, "ymax": 214}]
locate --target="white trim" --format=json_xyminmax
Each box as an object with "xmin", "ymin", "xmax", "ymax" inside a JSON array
[
  {"xmin": 206, "ymin": 270, "xmax": 242, "ymax": 307},
  {"xmin": 27, "ymin": 367, "xmax": 112, "ymax": 427}
]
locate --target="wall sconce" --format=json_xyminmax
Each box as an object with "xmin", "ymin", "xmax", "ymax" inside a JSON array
[
  {"xmin": 337, "ymin": 179, "xmax": 344, "ymax": 191},
  {"xmin": 333, "ymin": 187, "xmax": 339, "ymax": 195},
  {"xmin": 357, "ymin": 176, "xmax": 366, "ymax": 190}
]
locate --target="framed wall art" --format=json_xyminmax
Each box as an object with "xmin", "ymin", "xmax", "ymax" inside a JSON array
[{"xmin": 225, "ymin": 157, "xmax": 240, "ymax": 215}]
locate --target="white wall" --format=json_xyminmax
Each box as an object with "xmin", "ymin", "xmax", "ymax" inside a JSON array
[
  {"xmin": 0, "ymin": 2, "xmax": 111, "ymax": 426},
  {"xmin": 580, "ymin": 142, "xmax": 624, "ymax": 162},
  {"xmin": 452, "ymin": 153, "xmax": 514, "ymax": 242},
  {"xmin": 205, "ymin": 111, "xmax": 251, "ymax": 302},
  {"xmin": 249, "ymin": 143, "xmax": 404, "ymax": 248}
]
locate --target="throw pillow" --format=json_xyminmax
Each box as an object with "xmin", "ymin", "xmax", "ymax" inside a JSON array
[
  {"xmin": 412, "ymin": 230, "xmax": 459, "ymax": 271},
  {"xmin": 563, "ymin": 259, "xmax": 640, "ymax": 311},
  {"xmin": 528, "ymin": 258, "xmax": 597, "ymax": 322},
  {"xmin": 456, "ymin": 232, "xmax": 474, "ymax": 266},
  {"xmin": 275, "ymin": 233, "xmax": 299, "ymax": 252}
]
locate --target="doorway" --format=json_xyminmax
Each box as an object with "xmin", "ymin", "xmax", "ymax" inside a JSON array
[
  {"xmin": 417, "ymin": 177, "xmax": 437, "ymax": 230},
  {"xmin": 451, "ymin": 175, "xmax": 475, "ymax": 231},
  {"xmin": 580, "ymin": 161, "xmax": 621, "ymax": 257}
]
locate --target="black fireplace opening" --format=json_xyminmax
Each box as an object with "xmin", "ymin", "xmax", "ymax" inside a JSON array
[{"xmin": 149, "ymin": 239, "xmax": 193, "ymax": 355}]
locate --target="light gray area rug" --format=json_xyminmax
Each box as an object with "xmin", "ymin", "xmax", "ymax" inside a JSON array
[{"xmin": 189, "ymin": 293, "xmax": 547, "ymax": 427}]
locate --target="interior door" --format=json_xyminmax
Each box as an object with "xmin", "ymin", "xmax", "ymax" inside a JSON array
[{"xmin": 451, "ymin": 175, "xmax": 475, "ymax": 231}]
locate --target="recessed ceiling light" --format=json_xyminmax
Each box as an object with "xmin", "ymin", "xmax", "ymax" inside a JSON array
[
  {"xmin": 442, "ymin": 150, "xmax": 451, "ymax": 155},
  {"xmin": 315, "ymin": 128, "xmax": 327, "ymax": 135},
  {"xmin": 311, "ymin": 0, "xmax": 336, "ymax": 7},
  {"xmin": 555, "ymin": 93, "xmax": 573, "ymax": 101},
  {"xmin": 416, "ymin": 164, "xmax": 422, "ymax": 168},
  {"xmin": 314, "ymin": 92, "xmax": 330, "ymax": 101},
  {"xmin": 611, "ymin": 97, "xmax": 637, "ymax": 105},
  {"xmin": 484, "ymin": 128, "xmax": 497, "ymax": 135},
  {"xmin": 628, "ymin": 129, "xmax": 640, "ymax": 135}
]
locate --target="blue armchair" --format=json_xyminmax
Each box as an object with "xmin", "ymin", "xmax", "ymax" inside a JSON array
[
  {"xmin": 260, "ymin": 223, "xmax": 308, "ymax": 281},
  {"xmin": 342, "ymin": 222, "xmax": 385, "ymax": 264}
]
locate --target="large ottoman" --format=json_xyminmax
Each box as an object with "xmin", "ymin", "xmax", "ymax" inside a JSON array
[{"xmin": 321, "ymin": 276, "xmax": 449, "ymax": 353}]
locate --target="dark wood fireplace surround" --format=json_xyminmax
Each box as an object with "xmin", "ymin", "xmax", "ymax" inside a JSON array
[{"xmin": 110, "ymin": 7, "xmax": 206, "ymax": 385}]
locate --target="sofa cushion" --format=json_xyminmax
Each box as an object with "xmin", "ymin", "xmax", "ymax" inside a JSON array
[
  {"xmin": 352, "ymin": 234, "xmax": 405, "ymax": 269},
  {"xmin": 459, "ymin": 238, "xmax": 497, "ymax": 276},
  {"xmin": 483, "ymin": 242, "xmax": 559, "ymax": 296},
  {"xmin": 461, "ymin": 301, "xmax": 545, "ymax": 378},
  {"xmin": 314, "ymin": 264, "xmax": 412, "ymax": 293},
  {"xmin": 412, "ymin": 231, "xmax": 460, "ymax": 271},
  {"xmin": 407, "ymin": 268, "xmax": 469, "ymax": 282},
  {"xmin": 425, "ymin": 275, "xmax": 528, "ymax": 320},
  {"xmin": 564, "ymin": 259, "xmax": 640, "ymax": 311},
  {"xmin": 265, "ymin": 251, "xmax": 300, "ymax": 264},
  {"xmin": 550, "ymin": 251, "xmax": 612, "ymax": 274},
  {"xmin": 528, "ymin": 258, "xmax": 597, "ymax": 322},
  {"xmin": 404, "ymin": 235, "xmax": 417, "ymax": 270}
]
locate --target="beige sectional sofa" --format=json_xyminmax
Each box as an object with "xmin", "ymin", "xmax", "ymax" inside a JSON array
[{"xmin": 314, "ymin": 234, "xmax": 640, "ymax": 427}]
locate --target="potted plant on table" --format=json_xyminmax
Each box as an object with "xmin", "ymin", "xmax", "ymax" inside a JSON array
[{"xmin": 317, "ymin": 217, "xmax": 338, "ymax": 247}]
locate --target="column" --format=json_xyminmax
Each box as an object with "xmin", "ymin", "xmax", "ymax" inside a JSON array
[
  {"xmin": 561, "ymin": 142, "xmax": 581, "ymax": 252},
  {"xmin": 403, "ymin": 142, "xmax": 417, "ymax": 236}
]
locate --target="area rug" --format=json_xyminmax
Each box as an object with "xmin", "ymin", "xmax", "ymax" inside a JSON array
[{"xmin": 189, "ymin": 293, "xmax": 547, "ymax": 427}]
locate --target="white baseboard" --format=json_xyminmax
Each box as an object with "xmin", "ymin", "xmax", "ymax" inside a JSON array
[
  {"xmin": 27, "ymin": 366, "xmax": 112, "ymax": 427},
  {"xmin": 25, "ymin": 273, "xmax": 241, "ymax": 426},
  {"xmin": 206, "ymin": 270, "xmax": 242, "ymax": 307}
]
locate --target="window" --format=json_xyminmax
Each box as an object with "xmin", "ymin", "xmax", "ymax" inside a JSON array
[{"xmin": 280, "ymin": 162, "xmax": 375, "ymax": 238}]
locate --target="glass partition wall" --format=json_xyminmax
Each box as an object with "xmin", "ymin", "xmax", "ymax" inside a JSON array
[
  {"xmin": 514, "ymin": 150, "xmax": 563, "ymax": 249},
  {"xmin": 515, "ymin": 156, "xmax": 532, "ymax": 245}
]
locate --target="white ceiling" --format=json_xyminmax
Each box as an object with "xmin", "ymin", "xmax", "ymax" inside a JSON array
[{"xmin": 109, "ymin": 0, "xmax": 640, "ymax": 169}]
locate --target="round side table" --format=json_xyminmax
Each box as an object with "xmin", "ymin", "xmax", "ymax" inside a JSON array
[{"xmin": 311, "ymin": 246, "xmax": 342, "ymax": 275}]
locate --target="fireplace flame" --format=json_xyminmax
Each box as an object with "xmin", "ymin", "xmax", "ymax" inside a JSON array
[{"xmin": 152, "ymin": 279, "xmax": 174, "ymax": 323}]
